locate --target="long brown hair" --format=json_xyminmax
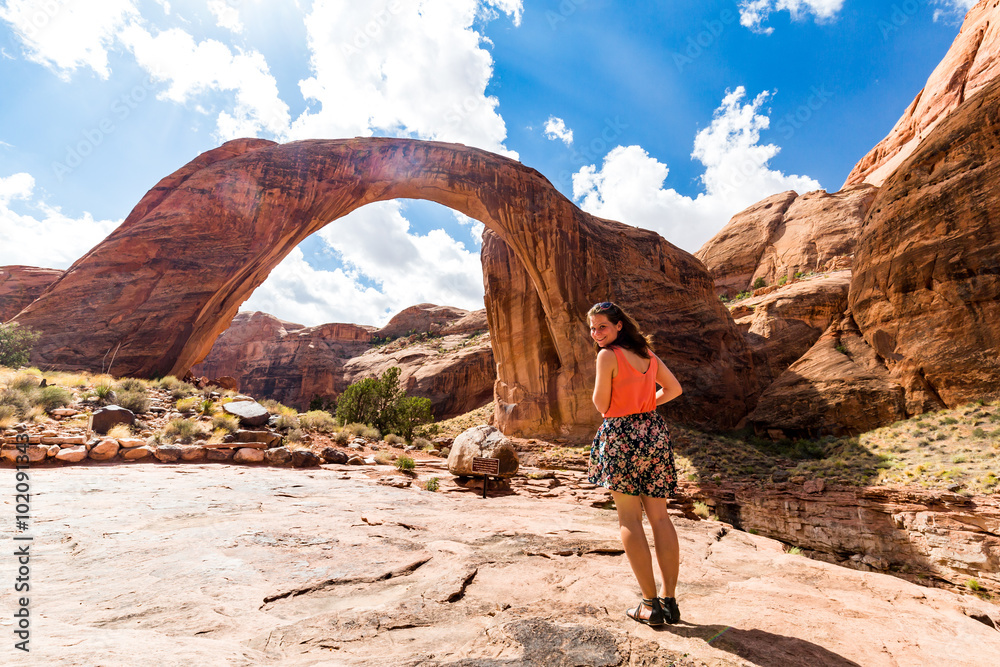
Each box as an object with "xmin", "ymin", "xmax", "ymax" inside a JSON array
[{"xmin": 587, "ymin": 301, "xmax": 653, "ymax": 357}]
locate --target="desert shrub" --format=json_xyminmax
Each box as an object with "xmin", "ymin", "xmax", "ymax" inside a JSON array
[
  {"xmin": 0, "ymin": 387, "xmax": 32, "ymax": 418},
  {"xmin": 395, "ymin": 455, "xmax": 415, "ymax": 472},
  {"xmin": 778, "ymin": 275, "xmax": 788, "ymax": 286},
  {"xmin": 164, "ymin": 418, "xmax": 204, "ymax": 442},
  {"xmin": 116, "ymin": 377, "xmax": 147, "ymax": 393},
  {"xmin": 211, "ymin": 413, "xmax": 239, "ymax": 433},
  {"xmin": 284, "ymin": 428, "xmax": 304, "ymax": 443},
  {"xmin": 107, "ymin": 424, "xmax": 132, "ymax": 439},
  {"xmin": 424, "ymin": 477, "xmax": 440, "ymax": 492},
  {"xmin": 116, "ymin": 389, "xmax": 149, "ymax": 414},
  {"xmin": 374, "ymin": 451, "xmax": 396, "ymax": 465},
  {"xmin": 39, "ymin": 386, "xmax": 72, "ymax": 411},
  {"xmin": 331, "ymin": 430, "xmax": 350, "ymax": 445},
  {"xmin": 261, "ymin": 399, "xmax": 296, "ymax": 416},
  {"xmin": 157, "ymin": 375, "xmax": 183, "ymax": 391},
  {"xmin": 93, "ymin": 382, "xmax": 116, "ymax": 405},
  {"xmin": 692, "ymin": 501, "xmax": 711, "ymax": 519},
  {"xmin": 299, "ymin": 410, "xmax": 336, "ymax": 432},
  {"xmin": 384, "ymin": 433, "xmax": 404, "ymax": 446},
  {"xmin": 199, "ymin": 399, "xmax": 216, "ymax": 416},
  {"xmin": 10, "ymin": 373, "xmax": 39, "ymax": 392},
  {"xmin": 0, "ymin": 323, "xmax": 40, "ymax": 368},
  {"xmin": 176, "ymin": 397, "xmax": 200, "ymax": 413},
  {"xmin": 361, "ymin": 426, "xmax": 381, "ymax": 440},
  {"xmin": 0, "ymin": 404, "xmax": 16, "ymax": 427},
  {"xmin": 412, "ymin": 436, "xmax": 432, "ymax": 450},
  {"xmin": 751, "ymin": 277, "xmax": 766, "ymax": 290},
  {"xmin": 274, "ymin": 413, "xmax": 301, "ymax": 432},
  {"xmin": 344, "ymin": 422, "xmax": 368, "ymax": 436},
  {"xmin": 788, "ymin": 546, "xmax": 802, "ymax": 556}
]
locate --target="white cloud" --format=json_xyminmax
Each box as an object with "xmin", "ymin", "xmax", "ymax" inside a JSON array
[
  {"xmin": 572, "ymin": 87, "xmax": 820, "ymax": 253},
  {"xmin": 543, "ymin": 116, "xmax": 574, "ymax": 146},
  {"xmin": 245, "ymin": 201, "xmax": 485, "ymax": 327},
  {"xmin": 933, "ymin": 0, "xmax": 978, "ymax": 22},
  {"xmin": 118, "ymin": 23, "xmax": 289, "ymax": 140},
  {"xmin": 207, "ymin": 0, "xmax": 243, "ymax": 34},
  {"xmin": 0, "ymin": 173, "xmax": 119, "ymax": 268},
  {"xmin": 738, "ymin": 0, "xmax": 843, "ymax": 34},
  {"xmin": 0, "ymin": 0, "xmax": 137, "ymax": 79},
  {"xmin": 285, "ymin": 0, "xmax": 520, "ymax": 157}
]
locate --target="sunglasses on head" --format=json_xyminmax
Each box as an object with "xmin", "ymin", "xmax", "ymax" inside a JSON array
[{"xmin": 593, "ymin": 302, "xmax": 614, "ymax": 311}]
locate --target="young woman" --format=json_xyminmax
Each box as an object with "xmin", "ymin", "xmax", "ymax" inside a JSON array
[{"xmin": 587, "ymin": 301, "xmax": 683, "ymax": 626}]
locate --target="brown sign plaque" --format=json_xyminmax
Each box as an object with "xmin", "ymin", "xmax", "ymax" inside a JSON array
[{"xmin": 472, "ymin": 457, "xmax": 500, "ymax": 476}]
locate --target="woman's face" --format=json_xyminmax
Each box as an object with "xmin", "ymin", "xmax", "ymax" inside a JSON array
[{"xmin": 589, "ymin": 313, "xmax": 622, "ymax": 348}]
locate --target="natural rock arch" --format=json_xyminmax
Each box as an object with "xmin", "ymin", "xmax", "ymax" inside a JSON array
[{"xmin": 15, "ymin": 138, "xmax": 759, "ymax": 439}]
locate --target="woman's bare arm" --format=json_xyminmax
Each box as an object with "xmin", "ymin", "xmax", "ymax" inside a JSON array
[
  {"xmin": 653, "ymin": 354, "xmax": 682, "ymax": 405},
  {"xmin": 592, "ymin": 348, "xmax": 617, "ymax": 414}
]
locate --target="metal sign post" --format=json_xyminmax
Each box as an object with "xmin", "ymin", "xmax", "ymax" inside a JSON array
[{"xmin": 471, "ymin": 457, "xmax": 500, "ymax": 498}]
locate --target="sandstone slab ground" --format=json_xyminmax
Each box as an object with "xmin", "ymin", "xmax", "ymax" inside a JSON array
[{"xmin": 0, "ymin": 463, "xmax": 997, "ymax": 666}]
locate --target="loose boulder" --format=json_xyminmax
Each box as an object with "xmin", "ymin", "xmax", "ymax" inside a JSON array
[
  {"xmin": 321, "ymin": 447, "xmax": 348, "ymax": 464},
  {"xmin": 291, "ymin": 449, "xmax": 321, "ymax": 468},
  {"xmin": 88, "ymin": 439, "xmax": 120, "ymax": 461},
  {"xmin": 264, "ymin": 447, "xmax": 291, "ymax": 466},
  {"xmin": 154, "ymin": 445, "xmax": 182, "ymax": 462},
  {"xmin": 90, "ymin": 406, "xmax": 135, "ymax": 435},
  {"xmin": 447, "ymin": 425, "xmax": 519, "ymax": 478},
  {"xmin": 234, "ymin": 447, "xmax": 265, "ymax": 464},
  {"xmin": 223, "ymin": 400, "xmax": 271, "ymax": 427}
]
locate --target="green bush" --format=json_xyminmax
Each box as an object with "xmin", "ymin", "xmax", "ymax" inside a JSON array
[
  {"xmin": 361, "ymin": 425, "xmax": 381, "ymax": 440},
  {"xmin": 39, "ymin": 386, "xmax": 73, "ymax": 411},
  {"xmin": 395, "ymin": 455, "xmax": 415, "ymax": 471},
  {"xmin": 175, "ymin": 397, "xmax": 200, "ymax": 413},
  {"xmin": 425, "ymin": 477, "xmax": 440, "ymax": 492},
  {"xmin": 384, "ymin": 433, "xmax": 404, "ymax": 445},
  {"xmin": 116, "ymin": 389, "xmax": 150, "ymax": 414},
  {"xmin": 777, "ymin": 275, "xmax": 788, "ymax": 286},
  {"xmin": 331, "ymin": 430, "xmax": 350, "ymax": 445},
  {"xmin": 300, "ymin": 410, "xmax": 336, "ymax": 432},
  {"xmin": 285, "ymin": 428, "xmax": 304, "ymax": 443},
  {"xmin": 94, "ymin": 382, "xmax": 116, "ymax": 405},
  {"xmin": 344, "ymin": 422, "xmax": 368, "ymax": 436},
  {"xmin": 412, "ymin": 436, "xmax": 432, "ymax": 450},
  {"xmin": 751, "ymin": 277, "xmax": 766, "ymax": 290},
  {"xmin": 0, "ymin": 323, "xmax": 40, "ymax": 368},
  {"xmin": 335, "ymin": 367, "xmax": 433, "ymax": 438},
  {"xmin": 164, "ymin": 418, "xmax": 201, "ymax": 442}
]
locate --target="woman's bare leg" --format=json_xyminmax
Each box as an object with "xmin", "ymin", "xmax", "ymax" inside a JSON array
[
  {"xmin": 611, "ymin": 491, "xmax": 657, "ymax": 616},
  {"xmin": 640, "ymin": 495, "xmax": 680, "ymax": 598}
]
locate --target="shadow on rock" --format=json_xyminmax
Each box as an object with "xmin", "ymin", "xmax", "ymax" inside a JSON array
[{"xmin": 664, "ymin": 622, "xmax": 862, "ymax": 667}]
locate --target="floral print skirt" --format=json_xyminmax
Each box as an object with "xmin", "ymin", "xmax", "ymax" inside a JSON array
[{"xmin": 587, "ymin": 411, "xmax": 677, "ymax": 498}]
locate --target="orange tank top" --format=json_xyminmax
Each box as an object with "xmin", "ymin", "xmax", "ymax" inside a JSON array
[{"xmin": 603, "ymin": 346, "xmax": 657, "ymax": 418}]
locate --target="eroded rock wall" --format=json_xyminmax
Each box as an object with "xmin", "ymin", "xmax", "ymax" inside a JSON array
[{"xmin": 0, "ymin": 265, "xmax": 63, "ymax": 322}]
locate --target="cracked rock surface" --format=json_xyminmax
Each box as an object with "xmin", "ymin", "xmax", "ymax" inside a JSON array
[{"xmin": 1, "ymin": 464, "xmax": 997, "ymax": 666}]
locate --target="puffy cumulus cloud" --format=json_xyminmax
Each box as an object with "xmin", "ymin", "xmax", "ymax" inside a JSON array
[
  {"xmin": 239, "ymin": 247, "xmax": 394, "ymax": 327},
  {"xmin": 543, "ymin": 116, "xmax": 574, "ymax": 146},
  {"xmin": 572, "ymin": 87, "xmax": 820, "ymax": 253},
  {"xmin": 207, "ymin": 0, "xmax": 243, "ymax": 34},
  {"xmin": 0, "ymin": 172, "xmax": 119, "ymax": 268},
  {"xmin": 245, "ymin": 201, "xmax": 485, "ymax": 327},
  {"xmin": 285, "ymin": 0, "xmax": 520, "ymax": 157},
  {"xmin": 0, "ymin": 0, "xmax": 137, "ymax": 79},
  {"xmin": 738, "ymin": 0, "xmax": 844, "ymax": 34},
  {"xmin": 933, "ymin": 0, "xmax": 978, "ymax": 22},
  {"xmin": 118, "ymin": 22, "xmax": 289, "ymax": 140}
]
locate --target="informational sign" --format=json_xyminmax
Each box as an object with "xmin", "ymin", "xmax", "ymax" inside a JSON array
[{"xmin": 471, "ymin": 457, "xmax": 500, "ymax": 476}]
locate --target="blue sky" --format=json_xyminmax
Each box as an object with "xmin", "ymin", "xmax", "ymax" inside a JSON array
[{"xmin": 0, "ymin": 0, "xmax": 977, "ymax": 326}]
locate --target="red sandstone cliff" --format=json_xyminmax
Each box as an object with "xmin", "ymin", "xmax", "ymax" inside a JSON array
[{"xmin": 0, "ymin": 266, "xmax": 63, "ymax": 322}]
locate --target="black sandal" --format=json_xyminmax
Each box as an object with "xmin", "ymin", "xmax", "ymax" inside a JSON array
[
  {"xmin": 626, "ymin": 597, "xmax": 666, "ymax": 626},
  {"xmin": 658, "ymin": 596, "xmax": 681, "ymax": 624}
]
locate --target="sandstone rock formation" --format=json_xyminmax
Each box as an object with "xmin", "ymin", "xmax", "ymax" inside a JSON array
[
  {"xmin": 845, "ymin": 0, "xmax": 1000, "ymax": 186},
  {"xmin": 746, "ymin": 311, "xmax": 906, "ymax": 436},
  {"xmin": 696, "ymin": 185, "xmax": 877, "ymax": 298},
  {"xmin": 850, "ymin": 75, "xmax": 1000, "ymax": 413},
  {"xmin": 735, "ymin": 271, "xmax": 853, "ymax": 385},
  {"xmin": 0, "ymin": 265, "xmax": 62, "ymax": 321},
  {"xmin": 193, "ymin": 306, "xmax": 494, "ymax": 419},
  {"xmin": 15, "ymin": 138, "xmax": 757, "ymax": 440},
  {"xmin": 191, "ymin": 311, "xmax": 374, "ymax": 411},
  {"xmin": 447, "ymin": 424, "xmax": 519, "ymax": 478}
]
